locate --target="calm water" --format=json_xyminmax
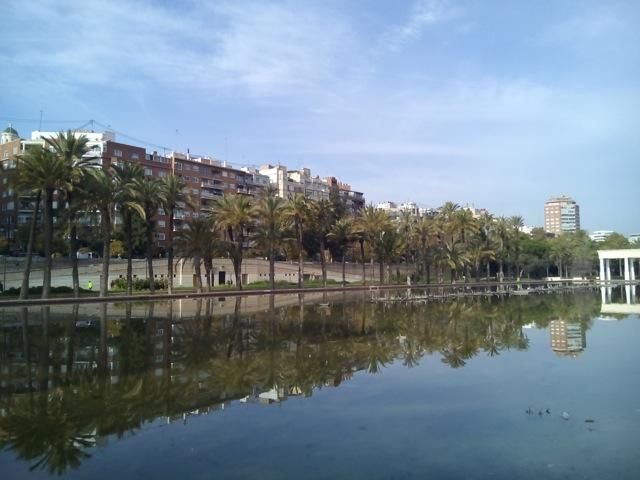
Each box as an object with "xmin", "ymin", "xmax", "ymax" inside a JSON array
[{"xmin": 1, "ymin": 287, "xmax": 639, "ymax": 479}]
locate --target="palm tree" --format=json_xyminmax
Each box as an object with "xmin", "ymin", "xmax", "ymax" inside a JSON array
[
  {"xmin": 175, "ymin": 217, "xmax": 213, "ymax": 293},
  {"xmin": 467, "ymin": 242, "xmax": 496, "ymax": 281},
  {"xmin": 132, "ymin": 177, "xmax": 166, "ymax": 294},
  {"xmin": 327, "ymin": 217, "xmax": 354, "ymax": 286},
  {"xmin": 86, "ymin": 168, "xmax": 143, "ymax": 297},
  {"xmin": 161, "ymin": 175, "xmax": 192, "ymax": 294},
  {"xmin": 14, "ymin": 146, "xmax": 69, "ymax": 298},
  {"xmin": 309, "ymin": 199, "xmax": 335, "ymax": 287},
  {"xmin": 494, "ymin": 216, "xmax": 510, "ymax": 281},
  {"xmin": 214, "ymin": 195, "xmax": 254, "ymax": 289},
  {"xmin": 509, "ymin": 216, "xmax": 525, "ymax": 278},
  {"xmin": 11, "ymin": 149, "xmax": 44, "ymax": 299},
  {"xmin": 45, "ymin": 131, "xmax": 96, "ymax": 297},
  {"xmin": 413, "ymin": 216, "xmax": 436, "ymax": 283},
  {"xmin": 357, "ymin": 206, "xmax": 391, "ymax": 284},
  {"xmin": 112, "ymin": 162, "xmax": 144, "ymax": 295},
  {"xmin": 253, "ymin": 194, "xmax": 288, "ymax": 290},
  {"xmin": 283, "ymin": 194, "xmax": 309, "ymax": 288}
]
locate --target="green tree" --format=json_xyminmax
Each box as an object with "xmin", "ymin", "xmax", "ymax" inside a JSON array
[
  {"xmin": 112, "ymin": 162, "xmax": 145, "ymax": 295},
  {"xmin": 175, "ymin": 217, "xmax": 214, "ymax": 293},
  {"xmin": 214, "ymin": 195, "xmax": 255, "ymax": 289},
  {"xmin": 161, "ymin": 175, "xmax": 193, "ymax": 294},
  {"xmin": 357, "ymin": 206, "xmax": 392, "ymax": 284},
  {"xmin": 45, "ymin": 131, "xmax": 96, "ymax": 297},
  {"xmin": 253, "ymin": 194, "xmax": 288, "ymax": 290},
  {"xmin": 327, "ymin": 217, "xmax": 354, "ymax": 286},
  {"xmin": 132, "ymin": 177, "xmax": 166, "ymax": 294},
  {"xmin": 11, "ymin": 149, "xmax": 44, "ymax": 299},
  {"xmin": 309, "ymin": 199, "xmax": 335, "ymax": 287},
  {"xmin": 283, "ymin": 194, "xmax": 310, "ymax": 288}
]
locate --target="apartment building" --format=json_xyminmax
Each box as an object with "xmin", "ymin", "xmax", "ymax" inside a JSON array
[
  {"xmin": 259, "ymin": 165, "xmax": 364, "ymax": 213},
  {"xmin": 1, "ymin": 125, "xmax": 365, "ymax": 251},
  {"xmin": 544, "ymin": 195, "xmax": 580, "ymax": 235}
]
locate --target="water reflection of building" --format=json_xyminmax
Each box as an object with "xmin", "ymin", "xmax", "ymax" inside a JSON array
[{"xmin": 549, "ymin": 320, "xmax": 586, "ymax": 357}]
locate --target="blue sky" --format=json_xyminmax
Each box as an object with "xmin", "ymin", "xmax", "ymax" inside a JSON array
[{"xmin": 2, "ymin": 0, "xmax": 639, "ymax": 233}]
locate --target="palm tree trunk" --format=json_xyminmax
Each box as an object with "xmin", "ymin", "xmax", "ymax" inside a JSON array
[
  {"xmin": 379, "ymin": 260, "xmax": 384, "ymax": 284},
  {"xmin": 167, "ymin": 209, "xmax": 174, "ymax": 294},
  {"xmin": 269, "ymin": 246, "xmax": 275, "ymax": 290},
  {"xmin": 486, "ymin": 262, "xmax": 490, "ymax": 281},
  {"xmin": 147, "ymin": 220, "xmax": 155, "ymax": 294},
  {"xmin": 233, "ymin": 247, "xmax": 243, "ymax": 289},
  {"xmin": 100, "ymin": 208, "xmax": 111, "ymax": 297},
  {"xmin": 342, "ymin": 253, "xmax": 346, "ymax": 286},
  {"xmin": 20, "ymin": 191, "xmax": 41, "ymax": 300},
  {"xmin": 42, "ymin": 188, "xmax": 54, "ymax": 299},
  {"xmin": 297, "ymin": 223, "xmax": 304, "ymax": 288},
  {"xmin": 69, "ymin": 213, "xmax": 80, "ymax": 297},
  {"xmin": 204, "ymin": 261, "xmax": 211, "ymax": 292},
  {"xmin": 319, "ymin": 238, "xmax": 327, "ymax": 287},
  {"xmin": 359, "ymin": 239, "xmax": 365, "ymax": 285},
  {"xmin": 193, "ymin": 257, "xmax": 202, "ymax": 293},
  {"xmin": 124, "ymin": 211, "xmax": 133, "ymax": 295}
]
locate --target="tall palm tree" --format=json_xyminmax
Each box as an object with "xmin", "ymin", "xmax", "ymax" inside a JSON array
[
  {"xmin": 45, "ymin": 131, "xmax": 95, "ymax": 297},
  {"xmin": 413, "ymin": 216, "xmax": 437, "ymax": 283},
  {"xmin": 86, "ymin": 168, "xmax": 142, "ymax": 297},
  {"xmin": 283, "ymin": 194, "xmax": 309, "ymax": 288},
  {"xmin": 14, "ymin": 146, "xmax": 69, "ymax": 298},
  {"xmin": 356, "ymin": 206, "xmax": 391, "ymax": 284},
  {"xmin": 175, "ymin": 217, "xmax": 213, "ymax": 293},
  {"xmin": 132, "ymin": 177, "xmax": 166, "ymax": 294},
  {"xmin": 253, "ymin": 194, "xmax": 288, "ymax": 290},
  {"xmin": 11, "ymin": 149, "xmax": 44, "ymax": 299},
  {"xmin": 161, "ymin": 175, "xmax": 192, "ymax": 295},
  {"xmin": 112, "ymin": 162, "xmax": 144, "ymax": 295},
  {"xmin": 494, "ymin": 216, "xmax": 510, "ymax": 281},
  {"xmin": 309, "ymin": 199, "xmax": 335, "ymax": 287},
  {"xmin": 467, "ymin": 242, "xmax": 496, "ymax": 281},
  {"xmin": 327, "ymin": 217, "xmax": 354, "ymax": 286},
  {"xmin": 214, "ymin": 195, "xmax": 254, "ymax": 289}
]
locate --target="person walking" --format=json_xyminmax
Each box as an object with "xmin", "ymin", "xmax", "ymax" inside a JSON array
[{"xmin": 87, "ymin": 280, "xmax": 93, "ymax": 291}]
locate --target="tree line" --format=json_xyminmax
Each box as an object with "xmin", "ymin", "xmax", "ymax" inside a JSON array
[{"xmin": 3, "ymin": 131, "xmax": 632, "ymax": 299}]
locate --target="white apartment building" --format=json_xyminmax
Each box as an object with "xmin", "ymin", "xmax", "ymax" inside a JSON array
[
  {"xmin": 589, "ymin": 230, "xmax": 615, "ymax": 242},
  {"xmin": 258, "ymin": 165, "xmax": 329, "ymax": 201}
]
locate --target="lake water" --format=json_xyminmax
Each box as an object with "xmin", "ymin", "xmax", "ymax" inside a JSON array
[{"xmin": 1, "ymin": 287, "xmax": 639, "ymax": 479}]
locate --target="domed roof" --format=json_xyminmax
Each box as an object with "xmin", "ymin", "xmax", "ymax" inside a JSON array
[{"xmin": 3, "ymin": 126, "xmax": 19, "ymax": 136}]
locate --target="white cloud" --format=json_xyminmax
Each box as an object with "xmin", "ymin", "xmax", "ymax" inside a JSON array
[
  {"xmin": 380, "ymin": 0, "xmax": 461, "ymax": 52},
  {"xmin": 537, "ymin": 8, "xmax": 625, "ymax": 46},
  {"xmin": 2, "ymin": 0, "xmax": 356, "ymax": 97}
]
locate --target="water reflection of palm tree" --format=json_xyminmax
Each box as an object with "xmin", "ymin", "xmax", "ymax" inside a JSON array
[
  {"xmin": 440, "ymin": 346, "xmax": 467, "ymax": 368},
  {"xmin": 0, "ymin": 391, "xmax": 95, "ymax": 475}
]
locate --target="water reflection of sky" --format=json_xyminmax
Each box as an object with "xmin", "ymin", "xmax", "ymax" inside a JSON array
[{"xmin": 1, "ymin": 292, "xmax": 639, "ymax": 479}]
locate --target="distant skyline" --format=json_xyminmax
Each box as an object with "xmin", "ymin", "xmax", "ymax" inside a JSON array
[{"xmin": 2, "ymin": 0, "xmax": 639, "ymax": 234}]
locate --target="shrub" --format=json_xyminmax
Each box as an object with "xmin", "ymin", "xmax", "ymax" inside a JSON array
[{"xmin": 110, "ymin": 277, "xmax": 168, "ymax": 291}]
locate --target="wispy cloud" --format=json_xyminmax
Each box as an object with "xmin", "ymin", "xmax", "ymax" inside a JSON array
[
  {"xmin": 380, "ymin": 0, "xmax": 461, "ymax": 52},
  {"xmin": 2, "ymin": 0, "xmax": 356, "ymax": 97},
  {"xmin": 537, "ymin": 7, "xmax": 625, "ymax": 47}
]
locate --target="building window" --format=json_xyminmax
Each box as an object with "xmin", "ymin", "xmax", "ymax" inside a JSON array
[
  {"xmin": 114, "ymin": 149, "xmax": 123, "ymax": 157},
  {"xmin": 159, "ymin": 171, "xmax": 167, "ymax": 177},
  {"xmin": 131, "ymin": 153, "xmax": 139, "ymax": 160},
  {"xmin": 144, "ymin": 168, "xmax": 153, "ymax": 176},
  {"xmin": 158, "ymin": 220, "xmax": 166, "ymax": 227}
]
